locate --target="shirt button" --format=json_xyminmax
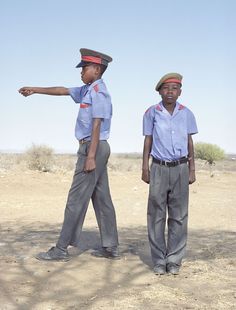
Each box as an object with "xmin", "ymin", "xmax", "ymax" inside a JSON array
[{"xmin": 172, "ymin": 131, "xmax": 175, "ymax": 134}]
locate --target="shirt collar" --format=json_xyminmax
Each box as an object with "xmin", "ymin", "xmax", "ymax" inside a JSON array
[
  {"xmin": 88, "ymin": 78, "xmax": 103, "ymax": 90},
  {"xmin": 157, "ymin": 101, "xmax": 181, "ymax": 113}
]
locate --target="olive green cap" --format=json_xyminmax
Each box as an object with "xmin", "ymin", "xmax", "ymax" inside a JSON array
[{"xmin": 155, "ymin": 73, "xmax": 183, "ymax": 91}]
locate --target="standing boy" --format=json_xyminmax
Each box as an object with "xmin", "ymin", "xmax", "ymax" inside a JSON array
[
  {"xmin": 19, "ymin": 48, "xmax": 120, "ymax": 261},
  {"xmin": 142, "ymin": 73, "xmax": 198, "ymax": 275}
]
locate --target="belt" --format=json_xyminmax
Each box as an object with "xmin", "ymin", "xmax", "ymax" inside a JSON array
[
  {"xmin": 79, "ymin": 138, "xmax": 90, "ymax": 145},
  {"xmin": 79, "ymin": 139, "xmax": 107, "ymax": 145},
  {"xmin": 152, "ymin": 156, "xmax": 188, "ymax": 167}
]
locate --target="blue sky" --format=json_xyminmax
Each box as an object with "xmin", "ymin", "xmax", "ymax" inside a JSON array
[{"xmin": 1, "ymin": 0, "xmax": 235, "ymax": 153}]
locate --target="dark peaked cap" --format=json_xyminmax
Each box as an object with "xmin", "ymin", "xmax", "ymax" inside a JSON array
[{"xmin": 76, "ymin": 48, "xmax": 113, "ymax": 68}]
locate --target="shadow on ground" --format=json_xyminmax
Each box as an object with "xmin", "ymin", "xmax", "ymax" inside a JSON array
[{"xmin": 0, "ymin": 222, "xmax": 235, "ymax": 309}]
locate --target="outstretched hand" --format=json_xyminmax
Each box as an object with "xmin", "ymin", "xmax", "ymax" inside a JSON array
[{"xmin": 18, "ymin": 87, "xmax": 34, "ymax": 97}]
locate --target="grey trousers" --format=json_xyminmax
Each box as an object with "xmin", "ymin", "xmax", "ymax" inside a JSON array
[
  {"xmin": 147, "ymin": 162, "xmax": 189, "ymax": 267},
  {"xmin": 56, "ymin": 141, "xmax": 119, "ymax": 250}
]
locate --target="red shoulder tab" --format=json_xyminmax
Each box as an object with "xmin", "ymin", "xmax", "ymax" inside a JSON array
[
  {"xmin": 93, "ymin": 84, "xmax": 99, "ymax": 92},
  {"xmin": 80, "ymin": 103, "xmax": 89, "ymax": 108},
  {"xmin": 178, "ymin": 104, "xmax": 185, "ymax": 110},
  {"xmin": 156, "ymin": 104, "xmax": 163, "ymax": 111}
]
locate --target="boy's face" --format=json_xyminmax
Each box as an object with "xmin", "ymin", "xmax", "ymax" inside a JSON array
[
  {"xmin": 81, "ymin": 64, "xmax": 101, "ymax": 84},
  {"xmin": 159, "ymin": 83, "xmax": 182, "ymax": 105}
]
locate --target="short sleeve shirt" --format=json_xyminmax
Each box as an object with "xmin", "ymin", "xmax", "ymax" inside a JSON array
[
  {"xmin": 69, "ymin": 79, "xmax": 112, "ymax": 141},
  {"xmin": 143, "ymin": 101, "xmax": 198, "ymax": 161}
]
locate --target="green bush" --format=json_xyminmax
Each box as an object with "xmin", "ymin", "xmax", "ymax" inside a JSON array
[
  {"xmin": 25, "ymin": 144, "xmax": 54, "ymax": 172},
  {"xmin": 194, "ymin": 142, "xmax": 225, "ymax": 165}
]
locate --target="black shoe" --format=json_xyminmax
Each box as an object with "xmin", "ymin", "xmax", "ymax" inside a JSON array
[
  {"xmin": 91, "ymin": 247, "xmax": 121, "ymax": 260},
  {"xmin": 167, "ymin": 263, "xmax": 180, "ymax": 275},
  {"xmin": 153, "ymin": 265, "xmax": 166, "ymax": 275},
  {"xmin": 35, "ymin": 246, "xmax": 70, "ymax": 261}
]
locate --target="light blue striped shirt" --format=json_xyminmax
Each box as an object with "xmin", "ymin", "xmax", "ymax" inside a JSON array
[
  {"xmin": 143, "ymin": 101, "xmax": 198, "ymax": 161},
  {"xmin": 69, "ymin": 79, "xmax": 112, "ymax": 141}
]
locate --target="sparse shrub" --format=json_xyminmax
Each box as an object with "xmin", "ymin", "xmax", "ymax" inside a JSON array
[
  {"xmin": 25, "ymin": 144, "xmax": 54, "ymax": 172},
  {"xmin": 194, "ymin": 142, "xmax": 225, "ymax": 165}
]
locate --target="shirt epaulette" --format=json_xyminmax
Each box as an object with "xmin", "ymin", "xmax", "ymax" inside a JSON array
[
  {"xmin": 93, "ymin": 84, "xmax": 99, "ymax": 92},
  {"xmin": 156, "ymin": 103, "xmax": 163, "ymax": 111},
  {"xmin": 178, "ymin": 104, "xmax": 185, "ymax": 110}
]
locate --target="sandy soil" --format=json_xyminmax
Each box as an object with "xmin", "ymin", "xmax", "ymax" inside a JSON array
[{"xmin": 0, "ymin": 155, "xmax": 235, "ymax": 310}]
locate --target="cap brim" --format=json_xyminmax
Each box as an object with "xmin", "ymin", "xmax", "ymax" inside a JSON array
[{"xmin": 76, "ymin": 61, "xmax": 90, "ymax": 68}]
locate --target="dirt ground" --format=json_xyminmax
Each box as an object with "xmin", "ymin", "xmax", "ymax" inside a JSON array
[{"xmin": 0, "ymin": 154, "xmax": 235, "ymax": 310}]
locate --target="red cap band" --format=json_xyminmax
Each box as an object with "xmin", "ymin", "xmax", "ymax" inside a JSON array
[
  {"xmin": 163, "ymin": 78, "xmax": 182, "ymax": 84},
  {"xmin": 82, "ymin": 56, "xmax": 102, "ymax": 64}
]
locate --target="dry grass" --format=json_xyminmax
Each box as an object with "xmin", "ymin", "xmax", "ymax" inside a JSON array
[{"xmin": 1, "ymin": 152, "xmax": 235, "ymax": 173}]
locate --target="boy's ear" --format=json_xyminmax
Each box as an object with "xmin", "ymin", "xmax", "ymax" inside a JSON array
[{"xmin": 94, "ymin": 64, "xmax": 102, "ymax": 75}]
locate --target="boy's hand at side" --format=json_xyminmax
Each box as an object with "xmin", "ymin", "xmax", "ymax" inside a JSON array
[
  {"xmin": 142, "ymin": 135, "xmax": 152, "ymax": 184},
  {"xmin": 83, "ymin": 118, "xmax": 101, "ymax": 173},
  {"xmin": 188, "ymin": 135, "xmax": 196, "ymax": 184},
  {"xmin": 84, "ymin": 157, "xmax": 96, "ymax": 172},
  {"xmin": 142, "ymin": 168, "xmax": 150, "ymax": 184},
  {"xmin": 19, "ymin": 87, "xmax": 34, "ymax": 97},
  {"xmin": 189, "ymin": 170, "xmax": 196, "ymax": 184}
]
